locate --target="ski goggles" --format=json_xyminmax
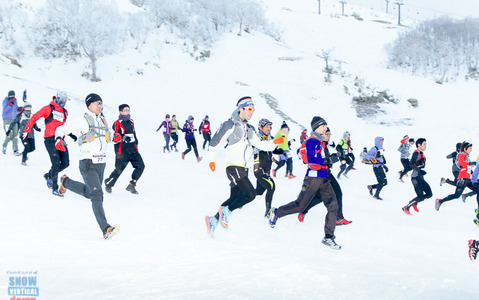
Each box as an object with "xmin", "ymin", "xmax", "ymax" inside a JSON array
[{"xmin": 243, "ymin": 107, "xmax": 255, "ymax": 112}]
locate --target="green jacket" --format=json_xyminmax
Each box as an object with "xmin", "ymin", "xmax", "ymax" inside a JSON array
[
  {"xmin": 171, "ymin": 119, "xmax": 181, "ymax": 133},
  {"xmin": 274, "ymin": 129, "xmax": 289, "ymax": 151},
  {"xmin": 338, "ymin": 138, "xmax": 349, "ymax": 150}
]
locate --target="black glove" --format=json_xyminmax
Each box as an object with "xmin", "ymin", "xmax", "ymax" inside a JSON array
[
  {"xmin": 69, "ymin": 133, "xmax": 77, "ymax": 142},
  {"xmin": 34, "ymin": 127, "xmax": 41, "ymax": 132},
  {"xmin": 330, "ymin": 141, "xmax": 336, "ymax": 148},
  {"xmin": 124, "ymin": 136, "xmax": 131, "ymax": 143},
  {"xmin": 6, "ymin": 130, "xmax": 11, "ymax": 136},
  {"xmin": 383, "ymin": 165, "xmax": 389, "ymax": 172},
  {"xmin": 419, "ymin": 170, "xmax": 427, "ymax": 176},
  {"xmin": 330, "ymin": 153, "xmax": 339, "ymax": 164},
  {"xmin": 470, "ymin": 161, "xmax": 477, "ymax": 166}
]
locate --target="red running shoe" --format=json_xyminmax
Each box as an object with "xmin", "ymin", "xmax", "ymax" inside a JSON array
[
  {"xmin": 336, "ymin": 218, "xmax": 352, "ymax": 225},
  {"xmin": 402, "ymin": 206, "xmax": 412, "ymax": 215},
  {"xmin": 412, "ymin": 204, "xmax": 419, "ymax": 212},
  {"xmin": 298, "ymin": 213, "xmax": 304, "ymax": 222}
]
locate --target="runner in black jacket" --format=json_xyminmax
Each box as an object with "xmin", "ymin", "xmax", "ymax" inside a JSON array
[
  {"xmin": 440, "ymin": 142, "xmax": 462, "ymax": 187},
  {"xmin": 402, "ymin": 138, "xmax": 432, "ymax": 214},
  {"xmin": 254, "ymin": 118, "xmax": 284, "ymax": 217},
  {"xmin": 104, "ymin": 104, "xmax": 145, "ymax": 194}
]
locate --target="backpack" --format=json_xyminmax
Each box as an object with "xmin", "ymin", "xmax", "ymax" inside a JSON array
[
  {"xmin": 299, "ymin": 136, "xmax": 322, "ymax": 164},
  {"xmin": 44, "ymin": 104, "xmax": 67, "ymax": 125}
]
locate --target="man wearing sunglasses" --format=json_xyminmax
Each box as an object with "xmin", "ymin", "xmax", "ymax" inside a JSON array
[
  {"xmin": 204, "ymin": 96, "xmax": 284, "ymax": 238},
  {"xmin": 2, "ymin": 90, "xmax": 21, "ymax": 155},
  {"xmin": 54, "ymin": 93, "xmax": 119, "ymax": 240},
  {"xmin": 23, "ymin": 91, "xmax": 72, "ymax": 196}
]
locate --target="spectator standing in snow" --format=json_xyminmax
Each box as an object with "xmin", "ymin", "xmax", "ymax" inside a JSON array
[
  {"xmin": 104, "ymin": 104, "xmax": 145, "ymax": 195},
  {"xmin": 156, "ymin": 114, "xmax": 173, "ymax": 153},
  {"xmin": 2, "ymin": 90, "xmax": 21, "ymax": 155},
  {"xmin": 6, "ymin": 102, "xmax": 41, "ymax": 165},
  {"xmin": 55, "ymin": 93, "xmax": 119, "ymax": 240},
  {"xmin": 22, "ymin": 91, "xmax": 72, "ymax": 196}
]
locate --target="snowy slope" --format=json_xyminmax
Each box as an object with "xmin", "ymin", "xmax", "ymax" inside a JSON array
[{"xmin": 1, "ymin": 0, "xmax": 479, "ymax": 299}]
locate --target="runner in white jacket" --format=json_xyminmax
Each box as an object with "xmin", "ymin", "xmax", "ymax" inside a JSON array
[
  {"xmin": 55, "ymin": 93, "xmax": 119, "ymax": 240},
  {"xmin": 204, "ymin": 96, "xmax": 284, "ymax": 237}
]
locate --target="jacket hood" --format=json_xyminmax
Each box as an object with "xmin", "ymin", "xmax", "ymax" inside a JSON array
[
  {"xmin": 231, "ymin": 109, "xmax": 248, "ymax": 124},
  {"xmin": 375, "ymin": 136, "xmax": 384, "ymax": 149}
]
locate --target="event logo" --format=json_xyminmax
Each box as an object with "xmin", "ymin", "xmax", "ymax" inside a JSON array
[{"xmin": 7, "ymin": 271, "xmax": 39, "ymax": 300}]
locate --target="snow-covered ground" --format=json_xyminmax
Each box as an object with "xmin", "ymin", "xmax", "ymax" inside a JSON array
[{"xmin": 1, "ymin": 0, "xmax": 479, "ymax": 299}]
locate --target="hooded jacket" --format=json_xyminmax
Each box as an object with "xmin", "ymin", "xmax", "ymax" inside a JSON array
[
  {"xmin": 182, "ymin": 116, "xmax": 196, "ymax": 139},
  {"xmin": 2, "ymin": 96, "xmax": 20, "ymax": 120},
  {"xmin": 365, "ymin": 136, "xmax": 386, "ymax": 168},
  {"xmin": 209, "ymin": 108, "xmax": 276, "ymax": 168},
  {"xmin": 398, "ymin": 139, "xmax": 411, "ymax": 159}
]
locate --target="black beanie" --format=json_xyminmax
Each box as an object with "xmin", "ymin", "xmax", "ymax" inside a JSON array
[
  {"xmin": 311, "ymin": 116, "xmax": 327, "ymax": 131},
  {"xmin": 8, "ymin": 90, "xmax": 15, "ymax": 97},
  {"xmin": 85, "ymin": 93, "xmax": 102, "ymax": 107},
  {"xmin": 119, "ymin": 104, "xmax": 129, "ymax": 111},
  {"xmin": 281, "ymin": 121, "xmax": 289, "ymax": 130}
]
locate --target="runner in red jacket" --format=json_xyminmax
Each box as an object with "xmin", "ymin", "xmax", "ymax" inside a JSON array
[{"xmin": 23, "ymin": 92, "xmax": 74, "ymax": 196}]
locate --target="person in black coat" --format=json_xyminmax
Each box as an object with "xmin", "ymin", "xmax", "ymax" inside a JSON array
[{"xmin": 104, "ymin": 104, "xmax": 145, "ymax": 194}]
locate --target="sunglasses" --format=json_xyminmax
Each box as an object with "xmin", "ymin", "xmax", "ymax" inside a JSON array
[
  {"xmin": 93, "ymin": 101, "xmax": 103, "ymax": 106},
  {"xmin": 244, "ymin": 107, "xmax": 255, "ymax": 112}
]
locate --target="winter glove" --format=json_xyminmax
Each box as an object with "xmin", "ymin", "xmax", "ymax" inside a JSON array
[
  {"xmin": 124, "ymin": 136, "xmax": 131, "ymax": 143},
  {"xmin": 209, "ymin": 162, "xmax": 215, "ymax": 172},
  {"xmin": 330, "ymin": 153, "xmax": 339, "ymax": 164},
  {"xmin": 419, "ymin": 170, "xmax": 427, "ymax": 176},
  {"xmin": 273, "ymin": 137, "xmax": 284, "ymax": 145},
  {"xmin": 113, "ymin": 133, "xmax": 122, "ymax": 143},
  {"xmin": 470, "ymin": 161, "xmax": 477, "ymax": 166},
  {"xmin": 330, "ymin": 141, "xmax": 336, "ymax": 148},
  {"xmin": 383, "ymin": 165, "xmax": 389, "ymax": 172},
  {"xmin": 34, "ymin": 127, "xmax": 41, "ymax": 132},
  {"xmin": 5, "ymin": 130, "xmax": 11, "ymax": 137},
  {"xmin": 68, "ymin": 133, "xmax": 77, "ymax": 142},
  {"xmin": 55, "ymin": 137, "xmax": 66, "ymax": 152},
  {"xmin": 341, "ymin": 160, "xmax": 346, "ymax": 164}
]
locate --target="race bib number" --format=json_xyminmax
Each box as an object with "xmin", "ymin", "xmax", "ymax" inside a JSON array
[
  {"xmin": 124, "ymin": 133, "xmax": 136, "ymax": 143},
  {"xmin": 92, "ymin": 152, "xmax": 107, "ymax": 164},
  {"xmin": 52, "ymin": 111, "xmax": 65, "ymax": 122}
]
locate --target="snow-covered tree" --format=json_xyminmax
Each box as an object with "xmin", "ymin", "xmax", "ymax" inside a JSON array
[
  {"xmin": 387, "ymin": 17, "xmax": 479, "ymax": 82},
  {"xmin": 32, "ymin": 0, "xmax": 123, "ymax": 81}
]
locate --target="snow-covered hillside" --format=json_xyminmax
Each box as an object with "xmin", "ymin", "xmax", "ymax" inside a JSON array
[{"xmin": 1, "ymin": 0, "xmax": 479, "ymax": 299}]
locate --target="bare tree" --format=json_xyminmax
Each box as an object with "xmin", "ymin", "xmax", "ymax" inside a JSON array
[{"xmin": 317, "ymin": 49, "xmax": 333, "ymax": 82}]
